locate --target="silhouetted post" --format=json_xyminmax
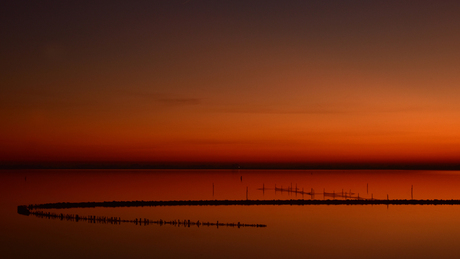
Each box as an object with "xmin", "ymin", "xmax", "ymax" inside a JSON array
[
  {"xmin": 387, "ymin": 194, "xmax": 389, "ymax": 200},
  {"xmin": 263, "ymin": 183, "xmax": 265, "ymax": 195},
  {"xmin": 358, "ymin": 193, "xmax": 360, "ymax": 200},
  {"xmin": 295, "ymin": 184, "xmax": 297, "ymax": 197},
  {"xmin": 302, "ymin": 188, "xmax": 304, "ymax": 198},
  {"xmin": 342, "ymin": 189, "xmax": 344, "ymax": 198}
]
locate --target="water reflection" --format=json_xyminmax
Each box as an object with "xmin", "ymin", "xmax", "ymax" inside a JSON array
[{"xmin": 4, "ymin": 169, "xmax": 460, "ymax": 259}]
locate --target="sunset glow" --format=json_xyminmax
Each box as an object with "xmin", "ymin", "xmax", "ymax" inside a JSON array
[{"xmin": 2, "ymin": 1, "xmax": 460, "ymax": 168}]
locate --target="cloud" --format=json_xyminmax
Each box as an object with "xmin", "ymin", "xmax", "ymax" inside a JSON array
[
  {"xmin": 211, "ymin": 103, "xmax": 428, "ymax": 115},
  {"xmin": 115, "ymin": 91, "xmax": 202, "ymax": 107},
  {"xmin": 157, "ymin": 97, "xmax": 201, "ymax": 106}
]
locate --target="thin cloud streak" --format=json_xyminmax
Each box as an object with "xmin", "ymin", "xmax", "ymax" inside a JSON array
[{"xmin": 211, "ymin": 105, "xmax": 431, "ymax": 115}]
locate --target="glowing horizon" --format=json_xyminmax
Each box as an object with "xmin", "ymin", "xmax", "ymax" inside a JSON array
[{"xmin": 1, "ymin": 1, "xmax": 460, "ymax": 166}]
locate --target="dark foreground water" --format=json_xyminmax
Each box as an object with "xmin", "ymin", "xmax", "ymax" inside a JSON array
[{"xmin": 2, "ymin": 169, "xmax": 460, "ymax": 259}]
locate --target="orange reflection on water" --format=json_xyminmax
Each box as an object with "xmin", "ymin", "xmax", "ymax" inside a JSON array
[
  {"xmin": 4, "ymin": 169, "xmax": 460, "ymax": 205},
  {"xmin": 3, "ymin": 169, "xmax": 460, "ymax": 259}
]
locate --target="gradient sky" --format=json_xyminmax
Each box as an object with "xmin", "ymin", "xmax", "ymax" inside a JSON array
[{"xmin": 1, "ymin": 0, "xmax": 460, "ymax": 165}]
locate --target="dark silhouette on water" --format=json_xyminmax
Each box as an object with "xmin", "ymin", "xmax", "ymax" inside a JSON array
[
  {"xmin": 19, "ymin": 199, "xmax": 460, "ymax": 212},
  {"xmin": 19, "ymin": 209, "xmax": 266, "ymax": 228},
  {"xmin": 261, "ymin": 186, "xmax": 360, "ymax": 199}
]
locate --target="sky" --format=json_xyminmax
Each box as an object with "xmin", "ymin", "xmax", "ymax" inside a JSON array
[{"xmin": 1, "ymin": 0, "xmax": 460, "ymax": 167}]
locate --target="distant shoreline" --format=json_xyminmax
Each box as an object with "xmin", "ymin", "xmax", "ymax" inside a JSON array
[{"xmin": 3, "ymin": 162, "xmax": 460, "ymax": 170}]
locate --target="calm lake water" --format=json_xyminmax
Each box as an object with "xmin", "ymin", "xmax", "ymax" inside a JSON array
[{"xmin": 2, "ymin": 169, "xmax": 460, "ymax": 259}]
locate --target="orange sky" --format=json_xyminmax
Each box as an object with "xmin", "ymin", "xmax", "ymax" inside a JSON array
[{"xmin": 1, "ymin": 1, "xmax": 460, "ymax": 167}]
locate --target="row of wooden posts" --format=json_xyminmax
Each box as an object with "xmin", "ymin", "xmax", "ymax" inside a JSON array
[
  {"xmin": 29, "ymin": 210, "xmax": 266, "ymax": 228},
  {"xmin": 246, "ymin": 183, "xmax": 417, "ymax": 200}
]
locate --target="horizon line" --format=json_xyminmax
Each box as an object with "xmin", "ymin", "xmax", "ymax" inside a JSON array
[{"xmin": 2, "ymin": 161, "xmax": 460, "ymax": 170}]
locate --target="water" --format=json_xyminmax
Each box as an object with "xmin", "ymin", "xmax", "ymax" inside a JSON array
[{"xmin": 2, "ymin": 169, "xmax": 460, "ymax": 258}]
